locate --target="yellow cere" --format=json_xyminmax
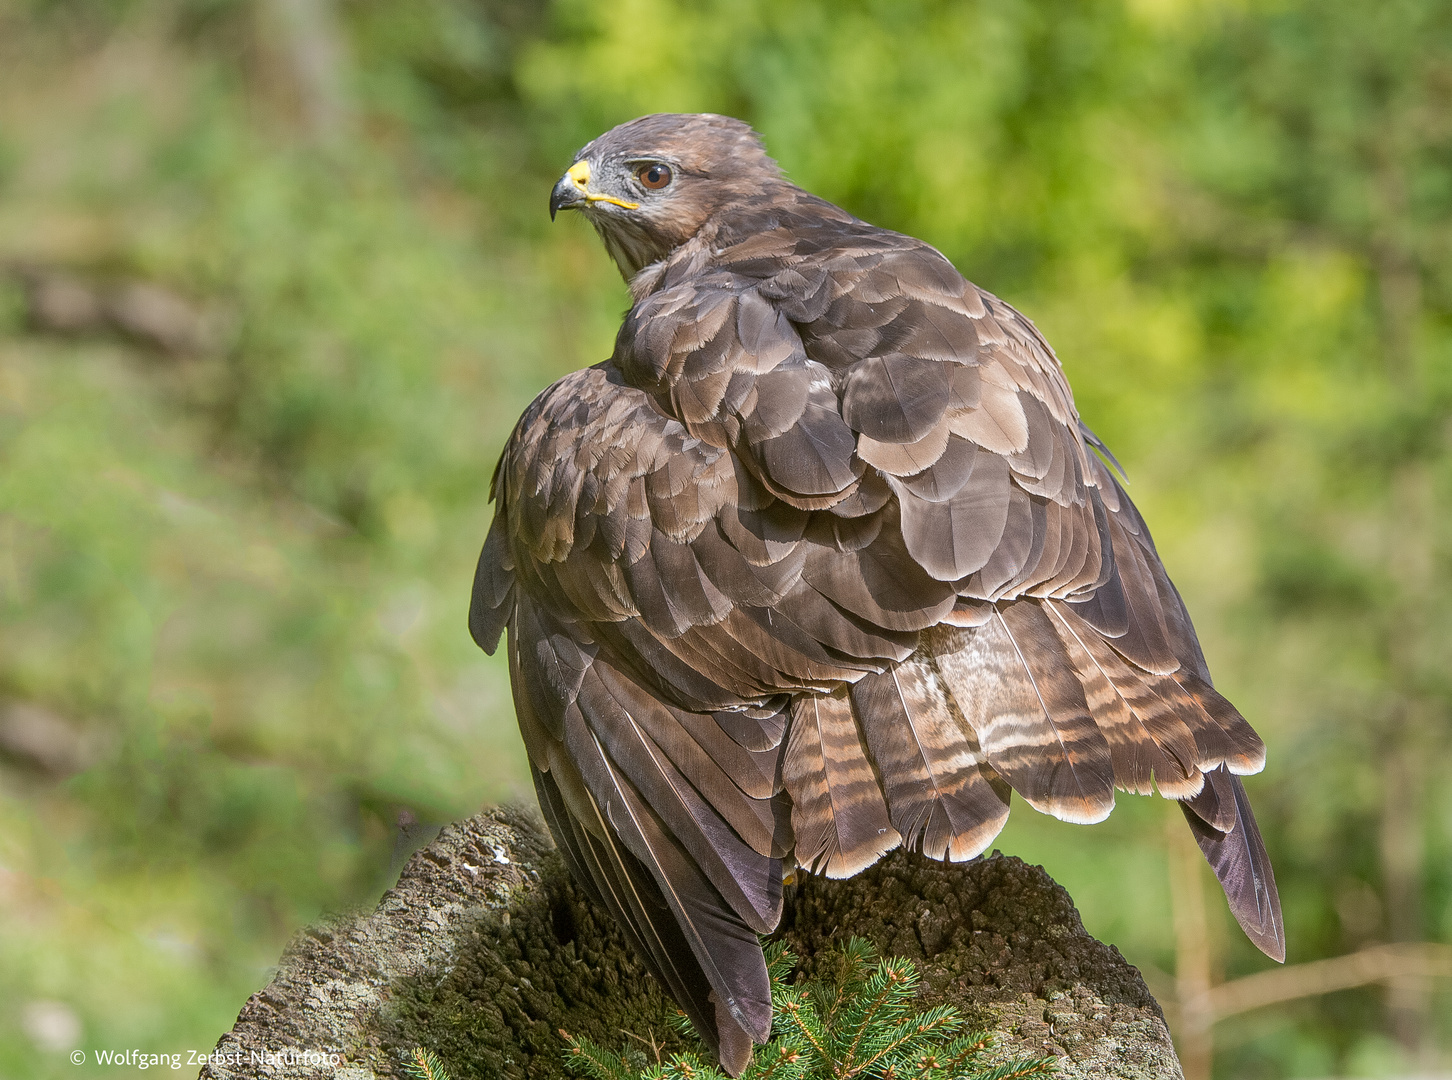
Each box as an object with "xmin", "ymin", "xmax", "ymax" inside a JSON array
[{"xmin": 566, "ymin": 158, "xmax": 639, "ymax": 211}]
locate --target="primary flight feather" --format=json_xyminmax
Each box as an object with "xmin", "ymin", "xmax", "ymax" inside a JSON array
[{"xmin": 470, "ymin": 113, "xmax": 1283, "ymax": 1074}]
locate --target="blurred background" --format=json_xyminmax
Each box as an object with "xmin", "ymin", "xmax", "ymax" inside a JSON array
[{"xmin": 0, "ymin": 0, "xmax": 1448, "ymax": 1077}]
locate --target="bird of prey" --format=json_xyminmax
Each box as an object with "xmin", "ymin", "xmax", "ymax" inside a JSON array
[{"xmin": 470, "ymin": 113, "xmax": 1282, "ymax": 1074}]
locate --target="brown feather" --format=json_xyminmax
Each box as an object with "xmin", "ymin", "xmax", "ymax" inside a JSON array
[
  {"xmin": 1182, "ymin": 759, "xmax": 1238, "ymax": 833},
  {"xmin": 1049, "ymin": 602, "xmax": 1207, "ymax": 798},
  {"xmin": 947, "ymin": 372, "xmax": 1029, "ymax": 454},
  {"xmin": 468, "ymin": 511, "xmax": 515, "ymax": 653},
  {"xmin": 856, "ymin": 422, "xmax": 951, "ymax": 477},
  {"xmin": 851, "ymin": 659, "xmax": 1011, "ymax": 861},
  {"xmin": 925, "ymin": 604, "xmax": 1116, "ymax": 823},
  {"xmin": 1101, "ymin": 512, "xmax": 1180, "ymax": 675},
  {"xmin": 773, "ymin": 582, "xmax": 918, "ymax": 663},
  {"xmin": 782, "ymin": 689, "xmax": 901, "ymax": 877},
  {"xmin": 1177, "ymin": 672, "xmax": 1267, "ymax": 775},
  {"xmin": 575, "ymin": 662, "xmax": 786, "ymax": 928},
  {"xmin": 1182, "ymin": 771, "xmax": 1285, "ymax": 962},
  {"xmin": 892, "ymin": 446, "xmax": 1012, "ymax": 581},
  {"xmin": 962, "ymin": 486, "xmax": 1036, "ymax": 599},
  {"xmin": 711, "ymin": 707, "xmax": 788, "ymax": 754},
  {"xmin": 799, "ymin": 528, "xmax": 957, "ymax": 633},
  {"xmin": 842, "ymin": 353, "xmax": 951, "ymax": 442},
  {"xmin": 1044, "ymin": 601, "xmax": 1178, "ymax": 796}
]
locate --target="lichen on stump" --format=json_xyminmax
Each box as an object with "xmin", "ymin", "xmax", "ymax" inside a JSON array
[{"xmin": 200, "ymin": 809, "xmax": 1182, "ymax": 1080}]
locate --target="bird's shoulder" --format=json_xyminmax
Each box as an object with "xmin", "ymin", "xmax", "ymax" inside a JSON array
[
  {"xmin": 497, "ymin": 362, "xmax": 733, "ymax": 558},
  {"xmin": 610, "ymin": 201, "xmax": 1099, "ymax": 548},
  {"xmin": 623, "ymin": 199, "xmax": 1084, "ymax": 441}
]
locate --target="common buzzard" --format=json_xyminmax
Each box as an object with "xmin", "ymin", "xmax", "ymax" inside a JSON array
[{"xmin": 470, "ymin": 113, "xmax": 1282, "ymax": 1074}]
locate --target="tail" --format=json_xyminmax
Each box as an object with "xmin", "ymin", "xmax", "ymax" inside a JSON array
[{"xmin": 779, "ymin": 595, "xmax": 1283, "ymax": 961}]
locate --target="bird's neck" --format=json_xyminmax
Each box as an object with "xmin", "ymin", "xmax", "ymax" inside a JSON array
[
  {"xmin": 626, "ymin": 187, "xmax": 851, "ymax": 302},
  {"xmin": 627, "ymin": 228, "xmax": 719, "ymax": 302}
]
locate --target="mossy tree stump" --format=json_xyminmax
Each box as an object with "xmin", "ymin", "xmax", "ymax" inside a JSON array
[{"xmin": 200, "ymin": 809, "xmax": 1182, "ymax": 1080}]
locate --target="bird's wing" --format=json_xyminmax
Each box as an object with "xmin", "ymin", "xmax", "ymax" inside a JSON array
[
  {"xmin": 473, "ymin": 367, "xmax": 799, "ymax": 1069},
  {"xmin": 587, "ymin": 225, "xmax": 1279, "ymax": 956}
]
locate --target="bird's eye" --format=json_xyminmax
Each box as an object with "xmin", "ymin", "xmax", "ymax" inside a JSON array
[{"xmin": 638, "ymin": 164, "xmax": 673, "ymax": 190}]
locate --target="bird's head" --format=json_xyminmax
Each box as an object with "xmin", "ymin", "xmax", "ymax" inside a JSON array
[{"xmin": 549, "ymin": 113, "xmax": 783, "ymax": 280}]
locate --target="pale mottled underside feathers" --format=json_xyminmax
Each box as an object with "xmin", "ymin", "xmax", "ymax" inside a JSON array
[{"xmin": 471, "ymin": 114, "xmax": 1282, "ymax": 1075}]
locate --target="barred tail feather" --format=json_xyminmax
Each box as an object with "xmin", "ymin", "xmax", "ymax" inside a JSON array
[
  {"xmin": 782, "ymin": 689, "xmax": 901, "ymax": 877},
  {"xmin": 1043, "ymin": 600, "xmax": 1175, "ymax": 796},
  {"xmin": 850, "ymin": 660, "xmax": 1011, "ymax": 861},
  {"xmin": 925, "ymin": 604, "xmax": 1116, "ymax": 824},
  {"xmin": 1176, "ymin": 672, "xmax": 1267, "ymax": 776},
  {"xmin": 1050, "ymin": 601, "xmax": 1206, "ymax": 798}
]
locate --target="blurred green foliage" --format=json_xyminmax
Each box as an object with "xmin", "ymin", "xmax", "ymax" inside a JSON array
[{"xmin": 0, "ymin": 1, "xmax": 1447, "ymax": 1077}]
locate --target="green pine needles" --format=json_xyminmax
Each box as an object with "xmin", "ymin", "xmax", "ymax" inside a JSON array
[
  {"xmin": 404, "ymin": 1047, "xmax": 453, "ymax": 1080},
  {"xmin": 561, "ymin": 939, "xmax": 1055, "ymax": 1080}
]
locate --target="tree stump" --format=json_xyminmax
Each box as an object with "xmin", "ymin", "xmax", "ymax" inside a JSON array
[{"xmin": 199, "ymin": 809, "xmax": 1183, "ymax": 1080}]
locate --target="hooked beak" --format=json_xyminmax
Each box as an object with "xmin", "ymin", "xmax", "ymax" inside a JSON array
[{"xmin": 549, "ymin": 159, "xmax": 639, "ymax": 220}]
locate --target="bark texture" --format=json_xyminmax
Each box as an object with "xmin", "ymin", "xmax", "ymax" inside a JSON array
[{"xmin": 200, "ymin": 808, "xmax": 1182, "ymax": 1080}]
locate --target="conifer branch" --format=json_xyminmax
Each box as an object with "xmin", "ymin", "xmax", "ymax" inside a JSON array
[
  {"xmin": 550, "ymin": 940, "xmax": 1055, "ymax": 1080},
  {"xmin": 405, "ymin": 1048, "xmax": 452, "ymax": 1080}
]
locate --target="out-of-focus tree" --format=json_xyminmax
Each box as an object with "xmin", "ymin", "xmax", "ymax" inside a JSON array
[
  {"xmin": 1165, "ymin": 2, "xmax": 1452, "ymax": 1071},
  {"xmin": 0, "ymin": 2, "xmax": 1446, "ymax": 1077}
]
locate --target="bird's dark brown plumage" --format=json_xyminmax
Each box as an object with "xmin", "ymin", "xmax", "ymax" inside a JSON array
[{"xmin": 472, "ymin": 113, "xmax": 1283, "ymax": 1074}]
